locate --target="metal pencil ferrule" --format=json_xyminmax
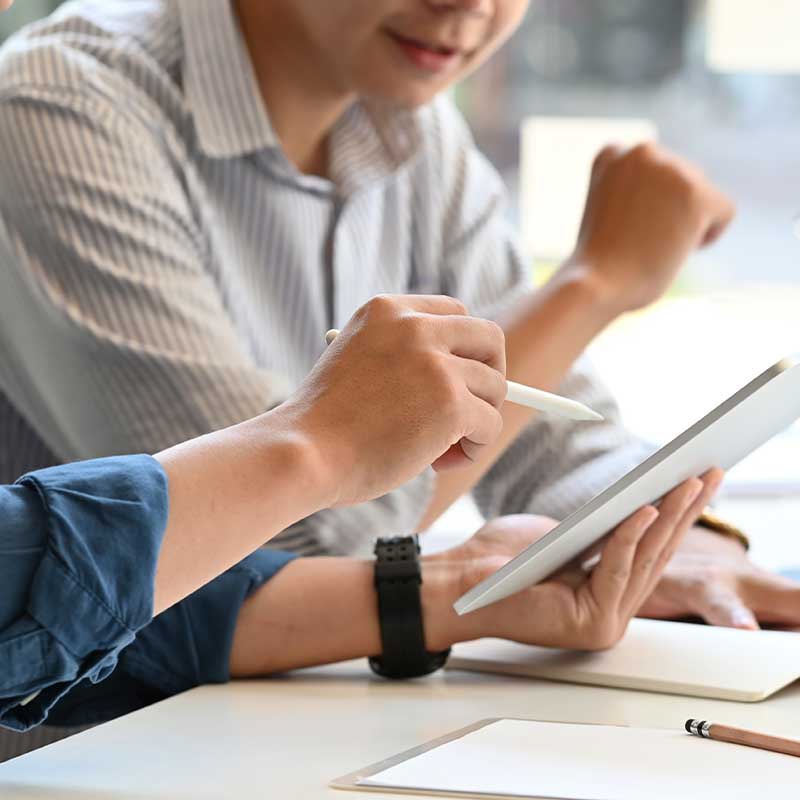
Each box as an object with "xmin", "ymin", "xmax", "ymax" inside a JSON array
[{"xmin": 687, "ymin": 719, "xmax": 712, "ymax": 738}]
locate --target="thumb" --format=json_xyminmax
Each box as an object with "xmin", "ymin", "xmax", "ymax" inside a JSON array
[
  {"xmin": 431, "ymin": 441, "xmax": 470, "ymax": 472},
  {"xmin": 699, "ymin": 192, "xmax": 736, "ymax": 248},
  {"xmin": 590, "ymin": 143, "xmax": 624, "ymax": 183},
  {"xmin": 696, "ymin": 588, "xmax": 760, "ymax": 630}
]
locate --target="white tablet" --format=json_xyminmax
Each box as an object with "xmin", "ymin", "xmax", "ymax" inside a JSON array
[{"xmin": 455, "ymin": 354, "xmax": 800, "ymax": 615}]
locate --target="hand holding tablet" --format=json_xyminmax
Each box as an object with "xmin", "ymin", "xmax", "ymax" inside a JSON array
[{"xmin": 453, "ymin": 471, "xmax": 723, "ymax": 652}]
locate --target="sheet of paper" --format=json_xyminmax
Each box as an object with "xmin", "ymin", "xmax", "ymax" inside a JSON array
[{"xmin": 360, "ymin": 719, "xmax": 800, "ymax": 799}]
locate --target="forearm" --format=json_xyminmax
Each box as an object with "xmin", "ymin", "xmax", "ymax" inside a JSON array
[
  {"xmin": 420, "ymin": 269, "xmax": 621, "ymax": 527},
  {"xmin": 153, "ymin": 410, "xmax": 332, "ymax": 615},
  {"xmin": 421, "ymin": 138, "xmax": 734, "ymax": 530},
  {"xmin": 228, "ymin": 557, "xmax": 487, "ymax": 676}
]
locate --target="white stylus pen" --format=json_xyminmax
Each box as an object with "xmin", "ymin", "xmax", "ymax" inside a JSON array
[{"xmin": 324, "ymin": 329, "xmax": 603, "ymax": 422}]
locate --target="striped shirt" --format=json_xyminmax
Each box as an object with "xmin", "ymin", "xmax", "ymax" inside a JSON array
[{"xmin": 0, "ymin": 0, "xmax": 650, "ymax": 556}]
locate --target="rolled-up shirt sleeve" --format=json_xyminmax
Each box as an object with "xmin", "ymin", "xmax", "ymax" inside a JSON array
[
  {"xmin": 0, "ymin": 455, "xmax": 168, "ymax": 731},
  {"xmin": 45, "ymin": 548, "xmax": 298, "ymax": 728}
]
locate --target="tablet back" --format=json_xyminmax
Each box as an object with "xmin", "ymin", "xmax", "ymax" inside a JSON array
[{"xmin": 456, "ymin": 356, "xmax": 800, "ymax": 614}]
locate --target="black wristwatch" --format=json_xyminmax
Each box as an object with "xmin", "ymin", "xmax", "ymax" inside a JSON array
[{"xmin": 368, "ymin": 535, "xmax": 451, "ymax": 679}]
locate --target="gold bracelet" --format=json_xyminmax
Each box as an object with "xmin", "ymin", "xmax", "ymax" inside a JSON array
[{"xmin": 695, "ymin": 509, "xmax": 750, "ymax": 551}]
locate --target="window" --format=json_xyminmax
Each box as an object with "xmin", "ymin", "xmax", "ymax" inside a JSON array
[{"xmin": 459, "ymin": 2, "xmax": 800, "ymax": 491}]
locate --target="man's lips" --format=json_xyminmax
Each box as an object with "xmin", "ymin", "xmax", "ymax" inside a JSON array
[
  {"xmin": 394, "ymin": 32, "xmax": 459, "ymax": 56},
  {"xmin": 387, "ymin": 30, "xmax": 467, "ymax": 73}
]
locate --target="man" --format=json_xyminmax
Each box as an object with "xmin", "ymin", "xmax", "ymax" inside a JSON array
[{"xmin": 0, "ymin": 0, "xmax": 795, "ymax": 690}]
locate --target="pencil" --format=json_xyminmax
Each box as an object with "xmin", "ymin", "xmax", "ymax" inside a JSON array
[
  {"xmin": 685, "ymin": 718, "xmax": 800, "ymax": 758},
  {"xmin": 324, "ymin": 329, "xmax": 604, "ymax": 422}
]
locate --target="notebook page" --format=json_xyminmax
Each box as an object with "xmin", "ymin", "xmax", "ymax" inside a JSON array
[
  {"xmin": 448, "ymin": 619, "xmax": 800, "ymax": 701},
  {"xmin": 360, "ymin": 719, "xmax": 800, "ymax": 799}
]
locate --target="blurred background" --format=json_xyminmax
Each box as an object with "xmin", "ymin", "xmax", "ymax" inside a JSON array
[
  {"xmin": 3, "ymin": 0, "xmax": 799, "ymax": 490},
  {"xmin": 456, "ymin": 0, "xmax": 800, "ymax": 486}
]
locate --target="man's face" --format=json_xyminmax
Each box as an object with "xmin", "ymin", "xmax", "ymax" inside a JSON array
[
  {"xmin": 0, "ymin": 0, "xmax": 14, "ymax": 10},
  {"xmin": 284, "ymin": 0, "xmax": 529, "ymax": 108}
]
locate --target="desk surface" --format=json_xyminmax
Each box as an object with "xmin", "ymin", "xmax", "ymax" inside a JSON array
[
  {"xmin": 2, "ymin": 664, "xmax": 800, "ymax": 800},
  {"xmin": 2, "ymin": 496, "xmax": 800, "ymax": 799}
]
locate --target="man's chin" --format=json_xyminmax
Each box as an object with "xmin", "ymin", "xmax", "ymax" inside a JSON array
[{"xmin": 362, "ymin": 80, "xmax": 448, "ymax": 112}]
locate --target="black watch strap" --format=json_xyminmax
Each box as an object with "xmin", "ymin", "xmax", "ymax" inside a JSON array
[{"xmin": 368, "ymin": 535, "xmax": 450, "ymax": 679}]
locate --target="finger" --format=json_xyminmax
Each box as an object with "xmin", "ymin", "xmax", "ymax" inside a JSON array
[
  {"xmin": 736, "ymin": 570, "xmax": 800, "ymax": 626},
  {"xmin": 391, "ymin": 294, "xmax": 470, "ymax": 317},
  {"xmin": 663, "ymin": 469, "xmax": 725, "ymax": 559},
  {"xmin": 694, "ymin": 586, "xmax": 759, "ymax": 630},
  {"xmin": 591, "ymin": 143, "xmax": 625, "ymax": 181},
  {"xmin": 629, "ymin": 471, "xmax": 724, "ymax": 616},
  {"xmin": 672, "ymin": 469, "xmax": 725, "ymax": 535},
  {"xmin": 459, "ymin": 396, "xmax": 504, "ymax": 454},
  {"xmin": 589, "ymin": 506, "xmax": 660, "ymax": 612},
  {"xmin": 436, "ymin": 315, "xmax": 506, "ymax": 374},
  {"xmin": 645, "ymin": 469, "xmax": 724, "ymax": 578},
  {"xmin": 457, "ymin": 356, "xmax": 508, "ymax": 410},
  {"xmin": 432, "ymin": 392, "xmax": 504, "ymax": 471},
  {"xmin": 584, "ymin": 470, "xmax": 722, "ymax": 569},
  {"xmin": 699, "ymin": 192, "xmax": 736, "ymax": 247},
  {"xmin": 618, "ymin": 479, "xmax": 704, "ymax": 617},
  {"xmin": 431, "ymin": 441, "xmax": 471, "ymax": 472}
]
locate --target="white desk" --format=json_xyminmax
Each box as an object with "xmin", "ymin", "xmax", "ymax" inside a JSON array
[
  {"xmin": 3, "ymin": 663, "xmax": 800, "ymax": 799},
  {"xmin": 1, "ymin": 497, "xmax": 800, "ymax": 799}
]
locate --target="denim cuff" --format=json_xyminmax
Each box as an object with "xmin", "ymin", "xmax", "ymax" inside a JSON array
[{"xmin": 1, "ymin": 455, "xmax": 169, "ymax": 731}]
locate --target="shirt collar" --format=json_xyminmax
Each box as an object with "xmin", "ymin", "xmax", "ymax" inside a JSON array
[
  {"xmin": 328, "ymin": 100, "xmax": 424, "ymax": 196},
  {"xmin": 177, "ymin": 0, "xmax": 278, "ymax": 158},
  {"xmin": 175, "ymin": 0, "xmax": 425, "ymax": 191}
]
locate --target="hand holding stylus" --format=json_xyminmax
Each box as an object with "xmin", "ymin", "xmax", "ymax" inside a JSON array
[
  {"xmin": 290, "ymin": 295, "xmax": 512, "ymax": 505},
  {"xmin": 325, "ymin": 329, "xmax": 603, "ymax": 422}
]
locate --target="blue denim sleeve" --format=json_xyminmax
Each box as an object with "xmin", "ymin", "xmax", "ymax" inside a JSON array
[
  {"xmin": 45, "ymin": 549, "xmax": 298, "ymax": 727},
  {"xmin": 0, "ymin": 455, "xmax": 168, "ymax": 732}
]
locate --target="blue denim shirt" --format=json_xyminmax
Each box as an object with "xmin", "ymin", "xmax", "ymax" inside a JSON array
[{"xmin": 0, "ymin": 456, "xmax": 296, "ymax": 731}]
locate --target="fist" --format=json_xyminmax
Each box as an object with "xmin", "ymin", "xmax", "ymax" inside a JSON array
[{"xmin": 567, "ymin": 142, "xmax": 735, "ymax": 314}]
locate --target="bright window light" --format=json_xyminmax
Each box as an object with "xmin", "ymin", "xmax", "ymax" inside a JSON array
[
  {"xmin": 707, "ymin": 0, "xmax": 800, "ymax": 73},
  {"xmin": 520, "ymin": 117, "xmax": 657, "ymax": 261}
]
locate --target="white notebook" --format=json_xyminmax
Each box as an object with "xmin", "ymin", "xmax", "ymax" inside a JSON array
[
  {"xmin": 333, "ymin": 718, "xmax": 800, "ymax": 799},
  {"xmin": 446, "ymin": 619, "xmax": 800, "ymax": 702}
]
